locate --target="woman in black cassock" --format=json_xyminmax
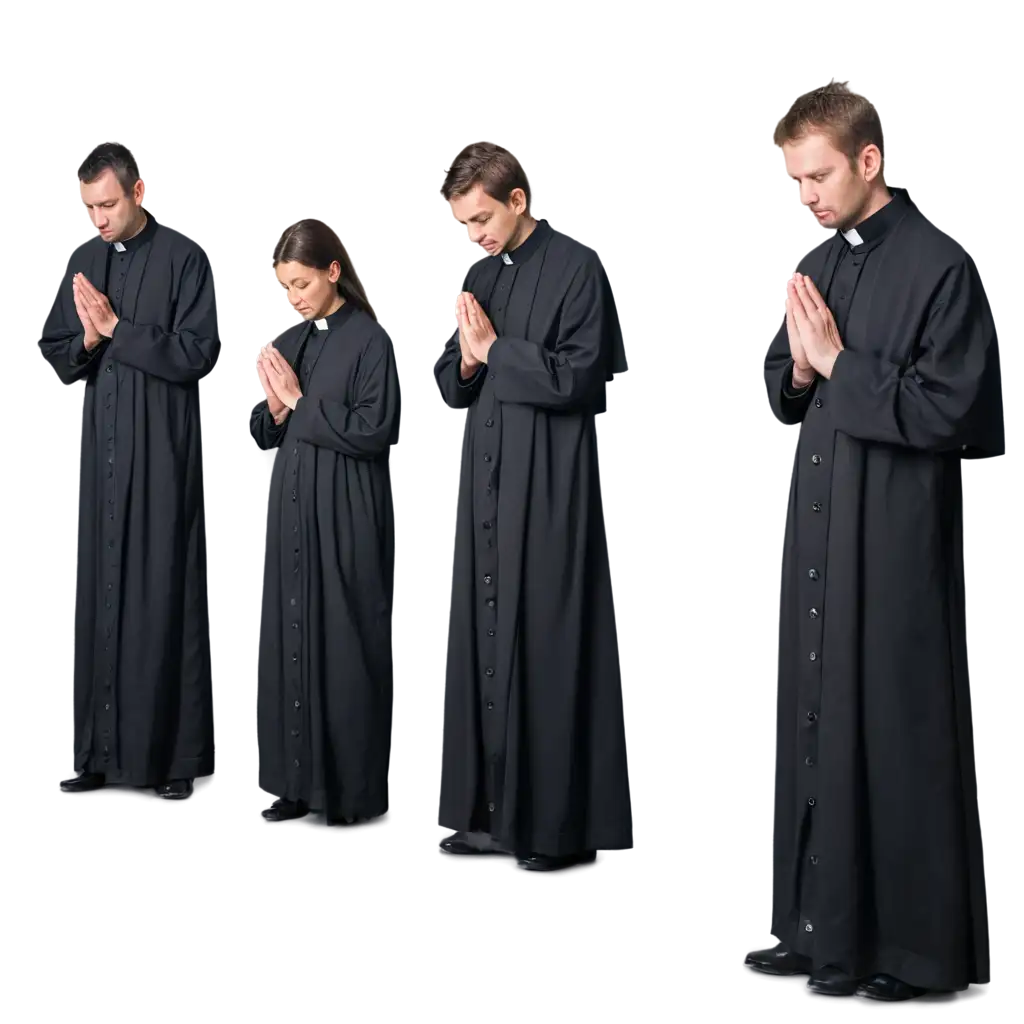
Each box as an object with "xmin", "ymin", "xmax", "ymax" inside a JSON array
[{"xmin": 250, "ymin": 220, "xmax": 400, "ymax": 824}]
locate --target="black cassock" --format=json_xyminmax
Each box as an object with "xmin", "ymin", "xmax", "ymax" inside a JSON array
[
  {"xmin": 39, "ymin": 212, "xmax": 219, "ymax": 786},
  {"xmin": 764, "ymin": 189, "xmax": 1003, "ymax": 989},
  {"xmin": 251, "ymin": 303, "xmax": 400, "ymax": 822},
  {"xmin": 434, "ymin": 220, "xmax": 632, "ymax": 856}
]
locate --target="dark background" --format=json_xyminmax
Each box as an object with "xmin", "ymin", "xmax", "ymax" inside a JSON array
[{"xmin": 2, "ymin": 4, "xmax": 1024, "ymax": 1019}]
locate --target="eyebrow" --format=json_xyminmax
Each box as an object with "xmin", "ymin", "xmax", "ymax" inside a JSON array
[{"xmin": 794, "ymin": 167, "xmax": 831, "ymax": 179}]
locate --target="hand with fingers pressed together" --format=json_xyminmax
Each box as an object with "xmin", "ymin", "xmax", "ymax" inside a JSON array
[
  {"xmin": 257, "ymin": 349, "xmax": 288, "ymax": 422},
  {"xmin": 259, "ymin": 344, "xmax": 303, "ymax": 417},
  {"xmin": 73, "ymin": 273, "xmax": 119, "ymax": 340},
  {"xmin": 785, "ymin": 280, "xmax": 814, "ymax": 389},
  {"xmin": 786, "ymin": 272, "xmax": 844, "ymax": 381},
  {"xmin": 457, "ymin": 292, "xmax": 497, "ymax": 369},
  {"xmin": 73, "ymin": 276, "xmax": 104, "ymax": 352}
]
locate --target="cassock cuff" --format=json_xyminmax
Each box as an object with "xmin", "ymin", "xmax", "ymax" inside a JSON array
[
  {"xmin": 456, "ymin": 361, "xmax": 485, "ymax": 388},
  {"xmin": 285, "ymin": 395, "xmax": 309, "ymax": 431},
  {"xmin": 69, "ymin": 333, "xmax": 102, "ymax": 366},
  {"xmin": 783, "ymin": 360, "xmax": 815, "ymax": 398},
  {"xmin": 483, "ymin": 335, "xmax": 513, "ymax": 372}
]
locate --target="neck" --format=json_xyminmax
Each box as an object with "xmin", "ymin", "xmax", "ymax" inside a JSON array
[
  {"xmin": 322, "ymin": 293, "xmax": 345, "ymax": 318},
  {"xmin": 120, "ymin": 207, "xmax": 147, "ymax": 241},
  {"xmin": 507, "ymin": 215, "xmax": 538, "ymax": 252},
  {"xmin": 850, "ymin": 183, "xmax": 892, "ymax": 230}
]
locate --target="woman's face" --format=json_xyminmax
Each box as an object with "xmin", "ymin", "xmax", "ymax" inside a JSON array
[{"xmin": 275, "ymin": 260, "xmax": 341, "ymax": 319}]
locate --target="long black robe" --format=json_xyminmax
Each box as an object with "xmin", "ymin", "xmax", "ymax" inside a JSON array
[
  {"xmin": 435, "ymin": 220, "xmax": 632, "ymax": 856},
  {"xmin": 251, "ymin": 303, "xmax": 400, "ymax": 823},
  {"xmin": 39, "ymin": 211, "xmax": 219, "ymax": 786},
  {"xmin": 763, "ymin": 189, "xmax": 1003, "ymax": 989}
]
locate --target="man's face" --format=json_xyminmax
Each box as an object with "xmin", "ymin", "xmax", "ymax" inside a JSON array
[
  {"xmin": 783, "ymin": 133, "xmax": 871, "ymax": 233},
  {"xmin": 81, "ymin": 169, "xmax": 143, "ymax": 242},
  {"xmin": 449, "ymin": 184, "xmax": 523, "ymax": 255}
]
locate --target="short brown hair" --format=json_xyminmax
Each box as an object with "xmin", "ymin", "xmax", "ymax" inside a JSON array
[
  {"xmin": 441, "ymin": 142, "xmax": 531, "ymax": 211},
  {"xmin": 774, "ymin": 81, "xmax": 884, "ymax": 168}
]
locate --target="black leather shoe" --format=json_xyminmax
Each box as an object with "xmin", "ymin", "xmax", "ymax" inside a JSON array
[
  {"xmin": 262, "ymin": 798, "xmax": 309, "ymax": 822},
  {"xmin": 438, "ymin": 831, "xmax": 493, "ymax": 856},
  {"xmin": 516, "ymin": 851, "xmax": 598, "ymax": 876},
  {"xmin": 857, "ymin": 974, "xmax": 931, "ymax": 1001},
  {"xmin": 744, "ymin": 943, "xmax": 812, "ymax": 976},
  {"xmin": 155, "ymin": 778, "xmax": 193, "ymax": 799},
  {"xmin": 807, "ymin": 965, "xmax": 860, "ymax": 996},
  {"xmin": 60, "ymin": 772, "xmax": 106, "ymax": 793},
  {"xmin": 439, "ymin": 831, "xmax": 511, "ymax": 855}
]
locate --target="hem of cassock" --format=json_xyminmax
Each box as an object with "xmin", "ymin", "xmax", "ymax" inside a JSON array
[
  {"xmin": 439, "ymin": 815, "xmax": 632, "ymax": 856},
  {"xmin": 778, "ymin": 921, "xmax": 970, "ymax": 991},
  {"xmin": 260, "ymin": 779, "xmax": 387, "ymax": 823},
  {"xmin": 94, "ymin": 761, "xmax": 207, "ymax": 790},
  {"xmin": 872, "ymin": 946, "xmax": 974, "ymax": 995}
]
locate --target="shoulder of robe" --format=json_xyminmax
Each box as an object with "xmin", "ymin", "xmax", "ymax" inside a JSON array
[
  {"xmin": 795, "ymin": 234, "xmax": 835, "ymax": 275},
  {"xmin": 902, "ymin": 208, "xmax": 973, "ymax": 272},
  {"xmin": 545, "ymin": 228, "xmax": 603, "ymax": 271},
  {"xmin": 349, "ymin": 310, "xmax": 395, "ymax": 356},
  {"xmin": 151, "ymin": 223, "xmax": 212, "ymax": 266},
  {"xmin": 463, "ymin": 253, "xmax": 491, "ymax": 288}
]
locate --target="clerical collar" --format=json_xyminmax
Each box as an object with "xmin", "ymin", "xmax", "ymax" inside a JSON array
[
  {"xmin": 111, "ymin": 209, "xmax": 158, "ymax": 253},
  {"xmin": 313, "ymin": 301, "xmax": 356, "ymax": 332},
  {"xmin": 498, "ymin": 218, "xmax": 552, "ymax": 266},
  {"xmin": 842, "ymin": 188, "xmax": 910, "ymax": 248}
]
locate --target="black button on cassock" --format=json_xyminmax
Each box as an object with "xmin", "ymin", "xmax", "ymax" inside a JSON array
[
  {"xmin": 807, "ymin": 711, "xmax": 817, "ymax": 722},
  {"xmin": 809, "ymin": 608, "xmax": 818, "ymax": 618},
  {"xmin": 483, "ymin": 575, "xmax": 492, "ymax": 585},
  {"xmin": 485, "ymin": 419, "xmax": 493, "ymax": 427},
  {"xmin": 805, "ymin": 757, "xmax": 815, "ymax": 766},
  {"xmin": 812, "ymin": 502, "xmax": 822, "ymax": 512},
  {"xmin": 809, "ymin": 651, "xmax": 817, "ymax": 662},
  {"xmin": 812, "ymin": 454, "xmax": 821, "ymax": 465},
  {"xmin": 485, "ymin": 668, "xmax": 494, "ymax": 677},
  {"xmin": 808, "ymin": 797, "xmax": 816, "ymax": 807},
  {"xmin": 488, "ymin": 802, "xmax": 495, "ymax": 812},
  {"xmin": 486, "ymin": 701, "xmax": 494, "ymax": 710},
  {"xmin": 815, "ymin": 397, "xmax": 823, "ymax": 408},
  {"xmin": 808, "ymin": 569, "xmax": 819, "ymax": 580}
]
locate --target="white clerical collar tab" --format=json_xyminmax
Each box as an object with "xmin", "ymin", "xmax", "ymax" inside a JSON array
[
  {"xmin": 843, "ymin": 227, "xmax": 863, "ymax": 246},
  {"xmin": 501, "ymin": 252, "xmax": 513, "ymax": 265},
  {"xmin": 113, "ymin": 241, "xmax": 126, "ymax": 252},
  {"xmin": 315, "ymin": 318, "xmax": 328, "ymax": 331}
]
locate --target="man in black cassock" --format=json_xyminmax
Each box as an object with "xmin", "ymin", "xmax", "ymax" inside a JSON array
[
  {"xmin": 434, "ymin": 142, "xmax": 632, "ymax": 871},
  {"xmin": 745, "ymin": 83, "xmax": 1003, "ymax": 1000},
  {"xmin": 39, "ymin": 143, "xmax": 219, "ymax": 801}
]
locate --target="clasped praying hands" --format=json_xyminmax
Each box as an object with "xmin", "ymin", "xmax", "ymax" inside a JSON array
[
  {"xmin": 257, "ymin": 344, "xmax": 303, "ymax": 423},
  {"xmin": 73, "ymin": 273, "xmax": 119, "ymax": 349},
  {"xmin": 785, "ymin": 273, "xmax": 844, "ymax": 386},
  {"xmin": 456, "ymin": 291, "xmax": 497, "ymax": 376}
]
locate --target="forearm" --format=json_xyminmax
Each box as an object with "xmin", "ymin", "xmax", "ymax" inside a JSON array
[
  {"xmin": 487, "ymin": 334, "xmax": 602, "ymax": 409},
  {"xmin": 109, "ymin": 320, "xmax": 220, "ymax": 383},
  {"xmin": 828, "ymin": 348, "xmax": 981, "ymax": 451},
  {"xmin": 250, "ymin": 401, "xmax": 290, "ymax": 450},
  {"xmin": 287, "ymin": 394, "xmax": 395, "ymax": 458},
  {"xmin": 435, "ymin": 340, "xmax": 483, "ymax": 408}
]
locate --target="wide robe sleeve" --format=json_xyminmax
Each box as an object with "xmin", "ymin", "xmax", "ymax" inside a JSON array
[
  {"xmin": 434, "ymin": 270, "xmax": 485, "ymax": 408},
  {"xmin": 108, "ymin": 248, "xmax": 220, "ymax": 384},
  {"xmin": 485, "ymin": 255, "xmax": 621, "ymax": 410},
  {"xmin": 250, "ymin": 400, "xmax": 289, "ymax": 450},
  {"xmin": 285, "ymin": 329, "xmax": 400, "ymax": 459},
  {"xmin": 828, "ymin": 255, "xmax": 1003, "ymax": 455},
  {"xmin": 38, "ymin": 259, "xmax": 107, "ymax": 384}
]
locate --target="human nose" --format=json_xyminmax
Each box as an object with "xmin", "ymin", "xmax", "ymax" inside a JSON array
[{"xmin": 800, "ymin": 181, "xmax": 818, "ymax": 207}]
